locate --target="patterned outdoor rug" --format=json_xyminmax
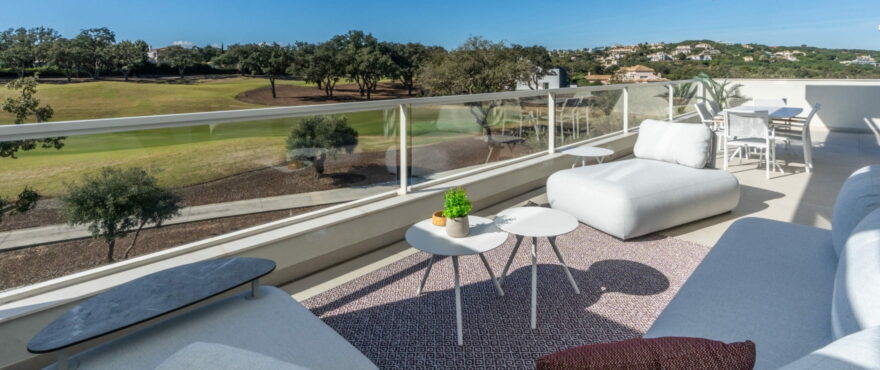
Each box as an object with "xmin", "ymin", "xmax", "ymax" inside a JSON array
[{"xmin": 302, "ymin": 218, "xmax": 711, "ymax": 369}]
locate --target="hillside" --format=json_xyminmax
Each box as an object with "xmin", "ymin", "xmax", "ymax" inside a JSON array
[{"xmin": 552, "ymin": 40, "xmax": 880, "ymax": 82}]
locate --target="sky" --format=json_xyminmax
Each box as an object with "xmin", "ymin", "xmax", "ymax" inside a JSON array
[{"xmin": 1, "ymin": 0, "xmax": 879, "ymax": 50}]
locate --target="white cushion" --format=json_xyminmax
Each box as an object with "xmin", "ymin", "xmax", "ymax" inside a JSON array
[
  {"xmin": 831, "ymin": 165, "xmax": 880, "ymax": 256},
  {"xmin": 546, "ymin": 158, "xmax": 739, "ymax": 239},
  {"xmin": 157, "ymin": 342, "xmax": 308, "ymax": 370},
  {"xmin": 832, "ymin": 208, "xmax": 880, "ymax": 339},
  {"xmin": 633, "ymin": 120, "xmax": 714, "ymax": 169},
  {"xmin": 779, "ymin": 326, "xmax": 880, "ymax": 370},
  {"xmin": 63, "ymin": 287, "xmax": 377, "ymax": 370},
  {"xmin": 645, "ymin": 218, "xmax": 836, "ymax": 370}
]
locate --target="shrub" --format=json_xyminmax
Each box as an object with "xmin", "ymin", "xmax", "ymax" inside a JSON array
[
  {"xmin": 443, "ymin": 187, "xmax": 472, "ymax": 218},
  {"xmin": 285, "ymin": 115, "xmax": 358, "ymax": 176}
]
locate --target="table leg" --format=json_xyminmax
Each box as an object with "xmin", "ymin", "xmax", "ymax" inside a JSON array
[
  {"xmin": 597, "ymin": 156, "xmax": 605, "ymax": 164},
  {"xmin": 531, "ymin": 236, "xmax": 538, "ymax": 330},
  {"xmin": 452, "ymin": 256, "xmax": 463, "ymax": 346},
  {"xmin": 479, "ymin": 253, "xmax": 504, "ymax": 296},
  {"xmin": 417, "ymin": 255, "xmax": 436, "ymax": 295},
  {"xmin": 548, "ymin": 237, "xmax": 580, "ymax": 294},
  {"xmin": 249, "ymin": 279, "xmax": 260, "ymax": 299},
  {"xmin": 500, "ymin": 235, "xmax": 523, "ymax": 284}
]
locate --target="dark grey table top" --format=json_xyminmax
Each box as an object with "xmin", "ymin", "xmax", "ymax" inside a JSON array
[{"xmin": 27, "ymin": 257, "xmax": 275, "ymax": 354}]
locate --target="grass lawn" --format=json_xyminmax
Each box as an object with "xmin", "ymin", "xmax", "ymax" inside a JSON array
[{"xmin": 0, "ymin": 76, "xmax": 513, "ymax": 197}]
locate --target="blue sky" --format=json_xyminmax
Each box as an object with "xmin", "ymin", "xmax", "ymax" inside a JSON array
[{"xmin": 1, "ymin": 0, "xmax": 879, "ymax": 50}]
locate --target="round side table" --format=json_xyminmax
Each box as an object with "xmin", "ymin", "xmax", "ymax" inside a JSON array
[
  {"xmin": 405, "ymin": 216, "xmax": 508, "ymax": 345},
  {"xmin": 561, "ymin": 145, "xmax": 614, "ymax": 167},
  {"xmin": 494, "ymin": 207, "xmax": 581, "ymax": 329}
]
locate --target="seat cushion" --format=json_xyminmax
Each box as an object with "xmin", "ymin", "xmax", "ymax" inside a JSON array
[
  {"xmin": 634, "ymin": 119, "xmax": 714, "ymax": 168},
  {"xmin": 831, "ymin": 165, "xmax": 880, "ymax": 256},
  {"xmin": 778, "ymin": 326, "xmax": 880, "ymax": 370},
  {"xmin": 832, "ymin": 208, "xmax": 880, "ymax": 339},
  {"xmin": 65, "ymin": 287, "xmax": 377, "ymax": 370},
  {"xmin": 536, "ymin": 337, "xmax": 755, "ymax": 370},
  {"xmin": 157, "ymin": 342, "xmax": 307, "ymax": 370},
  {"xmin": 645, "ymin": 218, "xmax": 837, "ymax": 370},
  {"xmin": 546, "ymin": 159, "xmax": 740, "ymax": 239}
]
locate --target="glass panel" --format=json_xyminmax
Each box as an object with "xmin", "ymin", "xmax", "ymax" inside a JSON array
[
  {"xmin": 407, "ymin": 97, "xmax": 549, "ymax": 184},
  {"xmin": 580, "ymin": 89, "xmax": 625, "ymax": 139},
  {"xmin": 670, "ymin": 82, "xmax": 699, "ymax": 118},
  {"xmin": 627, "ymin": 84, "xmax": 670, "ymax": 128},
  {"xmin": 0, "ymin": 109, "xmax": 398, "ymax": 290}
]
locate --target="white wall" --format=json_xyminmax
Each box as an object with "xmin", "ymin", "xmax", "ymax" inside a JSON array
[{"xmin": 733, "ymin": 79, "xmax": 880, "ymax": 132}]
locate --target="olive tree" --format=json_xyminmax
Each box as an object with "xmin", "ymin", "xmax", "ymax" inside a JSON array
[
  {"xmin": 61, "ymin": 167, "xmax": 182, "ymax": 262},
  {"xmin": 160, "ymin": 45, "xmax": 197, "ymax": 78},
  {"xmin": 242, "ymin": 43, "xmax": 292, "ymax": 98},
  {"xmin": 111, "ymin": 40, "xmax": 148, "ymax": 80},
  {"xmin": 75, "ymin": 27, "xmax": 116, "ymax": 79},
  {"xmin": 285, "ymin": 116, "xmax": 358, "ymax": 177}
]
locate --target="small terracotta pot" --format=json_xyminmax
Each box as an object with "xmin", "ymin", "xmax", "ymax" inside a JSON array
[
  {"xmin": 445, "ymin": 216, "xmax": 470, "ymax": 238},
  {"xmin": 432, "ymin": 211, "xmax": 446, "ymax": 226}
]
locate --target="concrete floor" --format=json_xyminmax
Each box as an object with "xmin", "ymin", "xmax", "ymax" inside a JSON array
[{"xmin": 284, "ymin": 129, "xmax": 880, "ymax": 300}]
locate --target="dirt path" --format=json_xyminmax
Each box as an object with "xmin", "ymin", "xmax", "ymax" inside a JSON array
[{"xmin": 235, "ymin": 82, "xmax": 416, "ymax": 106}]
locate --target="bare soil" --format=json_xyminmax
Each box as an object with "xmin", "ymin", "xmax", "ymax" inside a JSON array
[{"xmin": 235, "ymin": 82, "xmax": 416, "ymax": 106}]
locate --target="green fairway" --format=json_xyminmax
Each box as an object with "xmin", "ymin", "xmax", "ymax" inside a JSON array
[
  {"xmin": 0, "ymin": 77, "xmax": 314, "ymax": 122},
  {"xmin": 0, "ymin": 77, "xmax": 535, "ymax": 198}
]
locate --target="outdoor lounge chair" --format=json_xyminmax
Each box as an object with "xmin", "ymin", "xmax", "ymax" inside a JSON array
[{"xmin": 546, "ymin": 119, "xmax": 740, "ymax": 239}]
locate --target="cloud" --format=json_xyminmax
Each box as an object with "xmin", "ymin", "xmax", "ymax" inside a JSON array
[{"xmin": 172, "ymin": 40, "xmax": 195, "ymax": 48}]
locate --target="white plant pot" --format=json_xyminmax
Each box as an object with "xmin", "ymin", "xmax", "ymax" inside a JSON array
[{"xmin": 445, "ymin": 216, "xmax": 470, "ymax": 238}]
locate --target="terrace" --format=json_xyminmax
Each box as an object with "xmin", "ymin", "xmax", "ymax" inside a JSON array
[{"xmin": 0, "ymin": 79, "xmax": 879, "ymax": 369}]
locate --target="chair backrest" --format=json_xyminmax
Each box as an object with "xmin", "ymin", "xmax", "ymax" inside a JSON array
[
  {"xmin": 750, "ymin": 98, "xmax": 788, "ymax": 106},
  {"xmin": 694, "ymin": 103, "xmax": 714, "ymax": 127},
  {"xmin": 725, "ymin": 110, "xmax": 770, "ymax": 139},
  {"xmin": 707, "ymin": 100, "xmax": 722, "ymax": 116}
]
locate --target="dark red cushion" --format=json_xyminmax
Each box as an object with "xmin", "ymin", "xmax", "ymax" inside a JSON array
[{"xmin": 536, "ymin": 337, "xmax": 755, "ymax": 370}]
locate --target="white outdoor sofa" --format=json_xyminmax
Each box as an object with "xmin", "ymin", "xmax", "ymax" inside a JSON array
[
  {"xmin": 547, "ymin": 119, "xmax": 740, "ymax": 240},
  {"xmin": 57, "ymin": 286, "xmax": 377, "ymax": 370},
  {"xmin": 646, "ymin": 165, "xmax": 880, "ymax": 369}
]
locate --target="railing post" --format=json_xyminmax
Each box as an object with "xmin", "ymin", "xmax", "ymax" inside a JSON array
[
  {"xmin": 398, "ymin": 104, "xmax": 409, "ymax": 195},
  {"xmin": 668, "ymin": 84, "xmax": 675, "ymax": 121},
  {"xmin": 547, "ymin": 93, "xmax": 556, "ymax": 154},
  {"xmin": 622, "ymin": 87, "xmax": 629, "ymax": 132}
]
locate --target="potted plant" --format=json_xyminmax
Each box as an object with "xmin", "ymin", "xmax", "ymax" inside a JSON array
[{"xmin": 443, "ymin": 187, "xmax": 472, "ymax": 238}]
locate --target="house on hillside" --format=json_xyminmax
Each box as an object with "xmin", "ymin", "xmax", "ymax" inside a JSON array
[
  {"xmin": 583, "ymin": 72, "xmax": 612, "ymax": 85},
  {"xmin": 614, "ymin": 65, "xmax": 666, "ymax": 82},
  {"xmin": 674, "ymin": 45, "xmax": 692, "ymax": 55},
  {"xmin": 688, "ymin": 53, "xmax": 713, "ymax": 61},
  {"xmin": 841, "ymin": 55, "xmax": 877, "ymax": 66},
  {"xmin": 515, "ymin": 68, "xmax": 569, "ymax": 90},
  {"xmin": 649, "ymin": 42, "xmax": 666, "ymax": 50},
  {"xmin": 743, "ymin": 56, "xmax": 754, "ymax": 62},
  {"xmin": 648, "ymin": 52, "xmax": 672, "ymax": 62},
  {"xmin": 694, "ymin": 43, "xmax": 713, "ymax": 49},
  {"xmin": 147, "ymin": 48, "xmax": 161, "ymax": 64}
]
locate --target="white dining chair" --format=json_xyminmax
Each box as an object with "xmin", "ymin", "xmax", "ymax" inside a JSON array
[
  {"xmin": 777, "ymin": 103, "xmax": 820, "ymax": 173},
  {"xmin": 750, "ymin": 98, "xmax": 788, "ymax": 106},
  {"xmin": 695, "ymin": 103, "xmax": 717, "ymax": 130},
  {"xmin": 707, "ymin": 100, "xmax": 722, "ymax": 117},
  {"xmin": 724, "ymin": 110, "xmax": 781, "ymax": 179}
]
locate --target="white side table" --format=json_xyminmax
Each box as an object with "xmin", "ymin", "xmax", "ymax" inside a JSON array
[
  {"xmin": 405, "ymin": 216, "xmax": 508, "ymax": 345},
  {"xmin": 494, "ymin": 207, "xmax": 580, "ymax": 329},
  {"xmin": 561, "ymin": 145, "xmax": 614, "ymax": 168}
]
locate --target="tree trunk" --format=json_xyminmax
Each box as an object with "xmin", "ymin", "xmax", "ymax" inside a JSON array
[
  {"xmin": 316, "ymin": 80, "xmax": 323, "ymax": 89},
  {"xmin": 106, "ymin": 240, "xmax": 116, "ymax": 262},
  {"xmin": 16, "ymin": 69, "xmax": 24, "ymax": 78},
  {"xmin": 270, "ymin": 77, "xmax": 277, "ymax": 98},
  {"xmin": 94, "ymin": 61, "xmax": 100, "ymax": 79},
  {"xmin": 123, "ymin": 70, "xmax": 130, "ymax": 81},
  {"xmin": 66, "ymin": 70, "xmax": 72, "ymax": 83},
  {"xmin": 313, "ymin": 152, "xmax": 326, "ymax": 177},
  {"xmin": 179, "ymin": 67, "xmax": 186, "ymax": 79},
  {"xmin": 122, "ymin": 224, "xmax": 145, "ymax": 259}
]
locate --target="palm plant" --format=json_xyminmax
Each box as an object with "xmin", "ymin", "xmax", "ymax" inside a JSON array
[
  {"xmin": 655, "ymin": 82, "xmax": 698, "ymax": 114},
  {"xmin": 692, "ymin": 72, "xmax": 744, "ymax": 109}
]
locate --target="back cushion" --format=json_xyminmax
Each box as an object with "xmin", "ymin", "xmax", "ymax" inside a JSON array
[
  {"xmin": 831, "ymin": 165, "xmax": 880, "ymax": 256},
  {"xmin": 831, "ymin": 207, "xmax": 880, "ymax": 339},
  {"xmin": 779, "ymin": 326, "xmax": 880, "ymax": 370},
  {"xmin": 634, "ymin": 120, "xmax": 713, "ymax": 169}
]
